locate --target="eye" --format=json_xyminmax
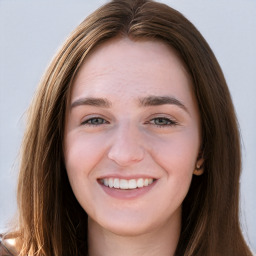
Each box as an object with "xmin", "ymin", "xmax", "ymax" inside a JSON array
[
  {"xmin": 81, "ymin": 117, "xmax": 108, "ymax": 126},
  {"xmin": 148, "ymin": 117, "xmax": 178, "ymax": 127}
]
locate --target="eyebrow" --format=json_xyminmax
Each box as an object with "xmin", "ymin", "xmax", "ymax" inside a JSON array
[
  {"xmin": 70, "ymin": 97, "xmax": 112, "ymax": 109},
  {"xmin": 139, "ymin": 96, "xmax": 189, "ymax": 113},
  {"xmin": 70, "ymin": 95, "xmax": 188, "ymax": 114}
]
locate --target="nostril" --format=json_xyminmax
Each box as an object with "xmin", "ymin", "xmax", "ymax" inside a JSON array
[
  {"xmin": 107, "ymin": 145, "xmax": 145, "ymax": 166},
  {"xmin": 107, "ymin": 128, "xmax": 146, "ymax": 166},
  {"xmin": 107, "ymin": 149, "xmax": 145, "ymax": 166}
]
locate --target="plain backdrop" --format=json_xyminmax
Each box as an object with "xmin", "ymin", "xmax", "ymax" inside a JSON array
[{"xmin": 0, "ymin": 0, "xmax": 255, "ymax": 252}]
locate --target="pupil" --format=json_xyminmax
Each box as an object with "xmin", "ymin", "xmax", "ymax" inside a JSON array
[
  {"xmin": 156, "ymin": 118, "xmax": 168, "ymax": 125},
  {"xmin": 93, "ymin": 118, "xmax": 102, "ymax": 124}
]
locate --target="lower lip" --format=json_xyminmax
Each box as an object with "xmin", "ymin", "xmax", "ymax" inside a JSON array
[{"xmin": 99, "ymin": 181, "xmax": 157, "ymax": 200}]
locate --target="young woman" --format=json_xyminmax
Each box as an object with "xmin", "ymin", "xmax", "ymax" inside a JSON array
[{"xmin": 0, "ymin": 0, "xmax": 253, "ymax": 255}]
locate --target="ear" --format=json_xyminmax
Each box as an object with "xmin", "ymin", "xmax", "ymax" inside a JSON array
[{"xmin": 193, "ymin": 157, "xmax": 204, "ymax": 176}]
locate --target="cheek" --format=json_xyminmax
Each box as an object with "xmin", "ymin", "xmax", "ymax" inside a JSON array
[
  {"xmin": 64, "ymin": 132, "xmax": 109, "ymax": 215},
  {"xmin": 64, "ymin": 132, "xmax": 106, "ymax": 186},
  {"xmin": 151, "ymin": 129, "xmax": 200, "ymax": 177},
  {"xmin": 151, "ymin": 130, "xmax": 200, "ymax": 210}
]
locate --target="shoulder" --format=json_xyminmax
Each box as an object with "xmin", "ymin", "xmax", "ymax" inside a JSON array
[{"xmin": 0, "ymin": 234, "xmax": 19, "ymax": 256}]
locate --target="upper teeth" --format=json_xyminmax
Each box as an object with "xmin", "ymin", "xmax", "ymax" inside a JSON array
[{"xmin": 101, "ymin": 178, "xmax": 154, "ymax": 190}]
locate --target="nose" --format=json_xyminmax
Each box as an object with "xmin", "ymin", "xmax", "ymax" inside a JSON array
[{"xmin": 107, "ymin": 123, "xmax": 145, "ymax": 167}]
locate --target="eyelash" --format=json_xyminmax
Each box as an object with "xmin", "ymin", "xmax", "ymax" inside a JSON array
[
  {"xmin": 81, "ymin": 117, "xmax": 178, "ymax": 128},
  {"xmin": 147, "ymin": 117, "xmax": 178, "ymax": 127},
  {"xmin": 81, "ymin": 117, "xmax": 109, "ymax": 126}
]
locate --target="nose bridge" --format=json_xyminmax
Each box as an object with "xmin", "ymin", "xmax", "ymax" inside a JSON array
[{"xmin": 107, "ymin": 121, "xmax": 145, "ymax": 166}]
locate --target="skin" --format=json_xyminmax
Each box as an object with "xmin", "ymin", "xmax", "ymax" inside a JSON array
[{"xmin": 64, "ymin": 37, "xmax": 203, "ymax": 256}]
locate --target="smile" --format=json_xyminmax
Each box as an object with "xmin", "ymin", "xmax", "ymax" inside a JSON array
[{"xmin": 100, "ymin": 177, "xmax": 154, "ymax": 190}]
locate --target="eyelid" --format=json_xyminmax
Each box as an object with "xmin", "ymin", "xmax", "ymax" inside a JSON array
[
  {"xmin": 146, "ymin": 114, "xmax": 179, "ymax": 127},
  {"xmin": 150, "ymin": 118, "xmax": 177, "ymax": 126},
  {"xmin": 81, "ymin": 115, "xmax": 109, "ymax": 126}
]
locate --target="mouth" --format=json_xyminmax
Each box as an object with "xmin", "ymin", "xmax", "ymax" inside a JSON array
[
  {"xmin": 97, "ymin": 176, "xmax": 158, "ymax": 199},
  {"xmin": 99, "ymin": 177, "xmax": 156, "ymax": 190}
]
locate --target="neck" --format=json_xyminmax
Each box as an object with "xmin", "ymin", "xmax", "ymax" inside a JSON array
[{"xmin": 88, "ymin": 213, "xmax": 181, "ymax": 256}]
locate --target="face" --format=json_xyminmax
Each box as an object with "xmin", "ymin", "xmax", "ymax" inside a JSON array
[{"xmin": 64, "ymin": 37, "xmax": 202, "ymax": 236}]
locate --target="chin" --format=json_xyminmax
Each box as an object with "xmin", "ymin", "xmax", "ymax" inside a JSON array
[
  {"xmin": 102, "ymin": 221, "xmax": 156, "ymax": 237},
  {"xmin": 87, "ymin": 198, "xmax": 182, "ymax": 237},
  {"xmin": 91, "ymin": 210, "xmax": 169, "ymax": 237}
]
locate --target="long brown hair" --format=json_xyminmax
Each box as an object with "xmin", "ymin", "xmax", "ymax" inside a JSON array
[{"xmin": 10, "ymin": 0, "xmax": 253, "ymax": 255}]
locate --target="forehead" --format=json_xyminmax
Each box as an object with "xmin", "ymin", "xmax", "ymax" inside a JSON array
[{"xmin": 70, "ymin": 37, "xmax": 194, "ymax": 104}]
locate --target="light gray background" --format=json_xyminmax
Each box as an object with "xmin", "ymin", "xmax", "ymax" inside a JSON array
[{"xmin": 0, "ymin": 0, "xmax": 255, "ymax": 252}]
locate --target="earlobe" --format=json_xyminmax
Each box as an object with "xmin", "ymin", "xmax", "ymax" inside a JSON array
[{"xmin": 193, "ymin": 158, "xmax": 204, "ymax": 176}]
